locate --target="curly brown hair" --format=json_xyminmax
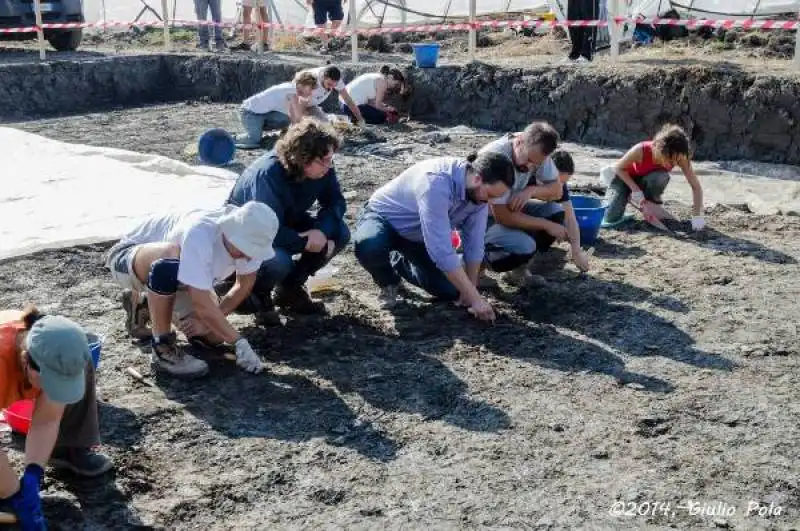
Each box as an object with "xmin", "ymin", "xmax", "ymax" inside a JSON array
[
  {"xmin": 276, "ymin": 118, "xmax": 342, "ymax": 179},
  {"xmin": 653, "ymin": 124, "xmax": 690, "ymax": 161},
  {"xmin": 293, "ymin": 71, "xmax": 317, "ymax": 90}
]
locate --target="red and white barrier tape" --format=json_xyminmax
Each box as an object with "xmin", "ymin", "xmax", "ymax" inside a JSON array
[{"xmin": 0, "ymin": 16, "xmax": 797, "ymax": 36}]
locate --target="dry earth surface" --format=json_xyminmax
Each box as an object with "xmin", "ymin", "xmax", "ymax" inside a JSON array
[{"xmin": 0, "ymin": 104, "xmax": 799, "ymax": 530}]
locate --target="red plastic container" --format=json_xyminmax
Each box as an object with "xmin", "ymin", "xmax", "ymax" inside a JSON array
[{"xmin": 3, "ymin": 399, "xmax": 33, "ymax": 434}]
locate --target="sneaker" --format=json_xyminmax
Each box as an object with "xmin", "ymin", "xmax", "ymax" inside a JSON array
[
  {"xmin": 122, "ymin": 290, "xmax": 151, "ymax": 340},
  {"xmin": 151, "ymin": 332, "xmax": 209, "ymax": 379},
  {"xmin": 49, "ymin": 447, "xmax": 113, "ymax": 477},
  {"xmin": 214, "ymin": 40, "xmax": 227, "ymax": 52},
  {"xmin": 378, "ymin": 285, "xmax": 399, "ymax": 309},
  {"xmin": 274, "ymin": 284, "xmax": 325, "ymax": 314}
]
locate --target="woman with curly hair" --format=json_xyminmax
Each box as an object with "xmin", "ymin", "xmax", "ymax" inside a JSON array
[
  {"xmin": 226, "ymin": 118, "xmax": 349, "ymax": 325},
  {"xmin": 0, "ymin": 306, "xmax": 112, "ymax": 529},
  {"xmin": 600, "ymin": 124, "xmax": 706, "ymax": 231}
]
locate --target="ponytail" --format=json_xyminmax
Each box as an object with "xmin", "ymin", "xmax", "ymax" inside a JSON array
[
  {"xmin": 466, "ymin": 151, "xmax": 478, "ymax": 163},
  {"xmin": 21, "ymin": 304, "xmax": 45, "ymax": 331},
  {"xmin": 380, "ymin": 65, "xmax": 390, "ymax": 76}
]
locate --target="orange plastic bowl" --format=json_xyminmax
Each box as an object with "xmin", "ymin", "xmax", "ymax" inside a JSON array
[{"xmin": 3, "ymin": 399, "xmax": 33, "ymax": 434}]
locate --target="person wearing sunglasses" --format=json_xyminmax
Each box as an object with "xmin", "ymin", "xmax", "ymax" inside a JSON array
[
  {"xmin": 225, "ymin": 118, "xmax": 349, "ymax": 326},
  {"xmin": 0, "ymin": 307, "xmax": 113, "ymax": 530}
]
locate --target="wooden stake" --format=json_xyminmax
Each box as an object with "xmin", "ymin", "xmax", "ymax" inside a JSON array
[{"xmin": 32, "ymin": 0, "xmax": 46, "ymax": 61}]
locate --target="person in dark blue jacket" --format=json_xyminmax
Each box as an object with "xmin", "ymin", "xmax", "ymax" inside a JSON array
[{"xmin": 226, "ymin": 118, "xmax": 349, "ymax": 324}]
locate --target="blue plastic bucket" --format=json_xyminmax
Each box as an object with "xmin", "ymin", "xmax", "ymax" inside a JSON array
[
  {"xmin": 86, "ymin": 332, "xmax": 103, "ymax": 369},
  {"xmin": 571, "ymin": 194, "xmax": 607, "ymax": 246},
  {"xmin": 198, "ymin": 128, "xmax": 236, "ymax": 166},
  {"xmin": 412, "ymin": 43, "xmax": 441, "ymax": 68}
]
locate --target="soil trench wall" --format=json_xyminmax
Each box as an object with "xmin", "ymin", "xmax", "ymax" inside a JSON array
[{"xmin": 1, "ymin": 54, "xmax": 799, "ymax": 164}]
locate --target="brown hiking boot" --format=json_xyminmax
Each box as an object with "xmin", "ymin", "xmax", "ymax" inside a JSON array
[
  {"xmin": 151, "ymin": 332, "xmax": 209, "ymax": 379},
  {"xmin": 274, "ymin": 283, "xmax": 325, "ymax": 314},
  {"xmin": 122, "ymin": 289, "xmax": 151, "ymax": 340}
]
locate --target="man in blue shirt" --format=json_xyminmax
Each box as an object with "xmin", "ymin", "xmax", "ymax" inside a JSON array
[
  {"xmin": 353, "ymin": 152, "xmax": 514, "ymax": 322},
  {"xmin": 226, "ymin": 119, "xmax": 349, "ymax": 324}
]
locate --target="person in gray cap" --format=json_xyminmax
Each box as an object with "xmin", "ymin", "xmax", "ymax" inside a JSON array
[
  {"xmin": 105, "ymin": 201, "xmax": 279, "ymax": 379},
  {"xmin": 0, "ymin": 306, "xmax": 113, "ymax": 530}
]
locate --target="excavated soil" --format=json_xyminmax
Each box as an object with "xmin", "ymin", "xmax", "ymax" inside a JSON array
[{"xmin": 0, "ymin": 104, "xmax": 799, "ymax": 530}]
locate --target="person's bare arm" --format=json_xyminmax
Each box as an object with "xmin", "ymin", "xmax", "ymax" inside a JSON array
[
  {"xmin": 508, "ymin": 181, "xmax": 562, "ymax": 211},
  {"xmin": 338, "ymin": 88, "xmax": 365, "ymax": 123},
  {"xmin": 562, "ymin": 202, "xmax": 590, "ymax": 271},
  {"xmin": 491, "ymin": 203, "xmax": 567, "ymax": 239},
  {"xmin": 679, "ymin": 156, "xmax": 704, "ymax": 217},
  {"xmin": 25, "ymin": 395, "xmax": 64, "ymax": 468},
  {"xmin": 218, "ymin": 272, "xmax": 257, "ymax": 316},
  {"xmin": 464, "ymin": 261, "xmax": 481, "ymax": 287},
  {"xmin": 372, "ymin": 78, "xmax": 394, "ymax": 112},
  {"xmin": 287, "ymin": 95, "xmax": 305, "ymax": 123},
  {"xmin": 189, "ymin": 288, "xmax": 240, "ymax": 344}
]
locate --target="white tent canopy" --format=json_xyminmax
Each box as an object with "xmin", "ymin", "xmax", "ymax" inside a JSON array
[{"xmin": 80, "ymin": 0, "xmax": 798, "ymax": 29}]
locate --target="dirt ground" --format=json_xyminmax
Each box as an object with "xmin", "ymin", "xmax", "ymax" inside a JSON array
[{"xmin": 1, "ymin": 104, "xmax": 800, "ymax": 530}]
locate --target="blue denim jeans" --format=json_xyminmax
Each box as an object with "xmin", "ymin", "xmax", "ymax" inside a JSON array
[
  {"xmin": 342, "ymin": 103, "xmax": 387, "ymax": 124},
  {"xmin": 194, "ymin": 0, "xmax": 224, "ymax": 45},
  {"xmin": 237, "ymin": 109, "xmax": 291, "ymax": 148},
  {"xmin": 353, "ymin": 205, "xmax": 459, "ymax": 301}
]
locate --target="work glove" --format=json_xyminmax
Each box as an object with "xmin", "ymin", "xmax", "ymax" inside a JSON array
[
  {"xmin": 691, "ymin": 216, "xmax": 706, "ymax": 231},
  {"xmin": 3, "ymin": 464, "xmax": 47, "ymax": 531},
  {"xmin": 234, "ymin": 338, "xmax": 263, "ymax": 374}
]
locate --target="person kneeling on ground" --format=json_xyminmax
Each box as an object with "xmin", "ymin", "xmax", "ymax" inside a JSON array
[
  {"xmin": 340, "ymin": 66, "xmax": 408, "ymax": 125},
  {"xmin": 0, "ymin": 307, "xmax": 113, "ymax": 529},
  {"xmin": 600, "ymin": 124, "xmax": 705, "ymax": 231},
  {"xmin": 105, "ymin": 201, "xmax": 279, "ymax": 378},
  {"xmin": 480, "ymin": 122, "xmax": 588, "ymax": 283},
  {"xmin": 352, "ymin": 152, "xmax": 514, "ymax": 322},
  {"xmin": 301, "ymin": 65, "xmax": 366, "ymax": 126},
  {"xmin": 226, "ymin": 118, "xmax": 349, "ymax": 325},
  {"xmin": 236, "ymin": 71, "xmax": 319, "ymax": 149}
]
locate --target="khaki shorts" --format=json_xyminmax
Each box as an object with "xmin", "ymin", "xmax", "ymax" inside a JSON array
[
  {"xmin": 241, "ymin": 0, "xmax": 267, "ymax": 7},
  {"xmin": 107, "ymin": 242, "xmax": 218, "ymax": 323}
]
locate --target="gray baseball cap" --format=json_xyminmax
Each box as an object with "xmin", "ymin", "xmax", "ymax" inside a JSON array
[{"xmin": 25, "ymin": 315, "xmax": 91, "ymax": 404}]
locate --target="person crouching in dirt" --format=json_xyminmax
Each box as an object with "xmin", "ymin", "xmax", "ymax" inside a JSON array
[
  {"xmin": 235, "ymin": 71, "xmax": 319, "ymax": 150},
  {"xmin": 300, "ymin": 65, "xmax": 366, "ymax": 126},
  {"xmin": 352, "ymin": 152, "xmax": 514, "ymax": 321},
  {"xmin": 340, "ymin": 66, "xmax": 409, "ymax": 125},
  {"xmin": 600, "ymin": 124, "xmax": 705, "ymax": 231},
  {"xmin": 104, "ymin": 202, "xmax": 279, "ymax": 379},
  {"xmin": 480, "ymin": 122, "xmax": 589, "ymax": 284},
  {"xmin": 0, "ymin": 307, "xmax": 113, "ymax": 529},
  {"xmin": 225, "ymin": 118, "xmax": 349, "ymax": 326}
]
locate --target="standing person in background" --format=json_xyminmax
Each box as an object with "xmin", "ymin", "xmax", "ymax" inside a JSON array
[
  {"xmin": 307, "ymin": 0, "xmax": 345, "ymax": 53},
  {"xmin": 599, "ymin": 124, "xmax": 705, "ymax": 231},
  {"xmin": 565, "ymin": 0, "xmax": 596, "ymax": 63},
  {"xmin": 341, "ymin": 66, "xmax": 408, "ymax": 125},
  {"xmin": 238, "ymin": 0, "xmax": 269, "ymax": 51},
  {"xmin": 301, "ymin": 65, "xmax": 366, "ymax": 126},
  {"xmin": 194, "ymin": 0, "xmax": 225, "ymax": 51},
  {"xmin": 235, "ymin": 71, "xmax": 318, "ymax": 149}
]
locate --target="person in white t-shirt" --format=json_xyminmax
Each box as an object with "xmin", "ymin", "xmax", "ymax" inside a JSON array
[
  {"xmin": 340, "ymin": 66, "xmax": 408, "ymax": 125},
  {"xmin": 104, "ymin": 202, "xmax": 279, "ymax": 379},
  {"xmin": 480, "ymin": 122, "xmax": 590, "ymax": 284},
  {"xmin": 236, "ymin": 71, "xmax": 318, "ymax": 149},
  {"xmin": 301, "ymin": 65, "xmax": 365, "ymax": 126}
]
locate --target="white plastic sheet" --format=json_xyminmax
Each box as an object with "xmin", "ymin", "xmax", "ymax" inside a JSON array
[{"xmin": 0, "ymin": 127, "xmax": 236, "ymax": 260}]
